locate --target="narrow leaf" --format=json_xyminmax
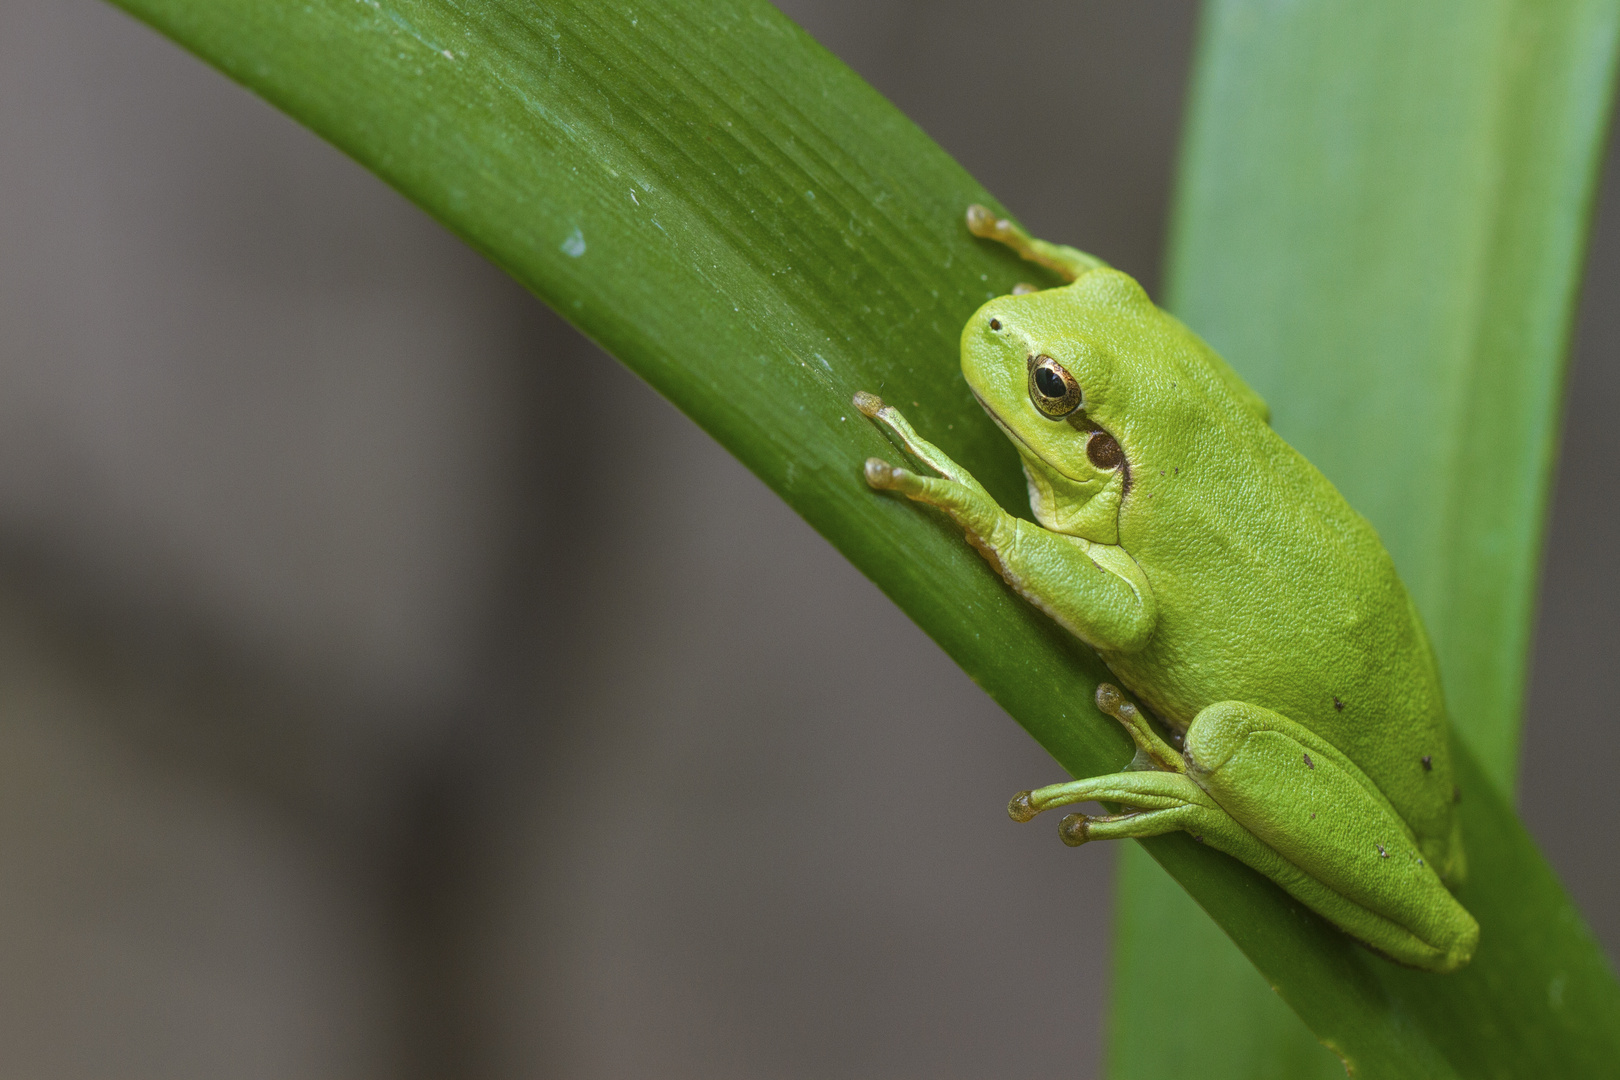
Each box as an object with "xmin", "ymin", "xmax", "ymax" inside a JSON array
[{"xmin": 102, "ymin": 0, "xmax": 1620, "ymax": 1074}]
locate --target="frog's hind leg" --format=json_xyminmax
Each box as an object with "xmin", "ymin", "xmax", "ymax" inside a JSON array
[
  {"xmin": 1008, "ymin": 769, "xmax": 1231, "ymax": 845},
  {"xmin": 1006, "ymin": 751, "xmax": 1459, "ymax": 971},
  {"xmin": 1007, "ymin": 763, "xmax": 1282, "ymax": 868},
  {"xmin": 1182, "ymin": 700, "xmax": 1479, "ymax": 972},
  {"xmin": 966, "ymin": 205, "xmax": 1107, "ymax": 283},
  {"xmin": 1093, "ymin": 681, "xmax": 1184, "ymax": 773},
  {"xmin": 1010, "ymin": 686, "xmax": 1478, "ymax": 972},
  {"xmin": 1009, "ymin": 683, "xmax": 1273, "ymax": 854}
]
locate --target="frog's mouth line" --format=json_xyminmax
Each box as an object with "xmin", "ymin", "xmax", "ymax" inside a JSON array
[{"xmin": 969, "ymin": 387, "xmax": 1093, "ymax": 485}]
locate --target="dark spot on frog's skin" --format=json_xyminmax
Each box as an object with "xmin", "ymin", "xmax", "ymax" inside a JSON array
[
  {"xmin": 1421, "ymin": 755, "xmax": 1433, "ymax": 772},
  {"xmin": 1087, "ymin": 431, "xmax": 1124, "ymax": 471},
  {"xmin": 1310, "ymin": 813, "xmax": 1317, "ymax": 820},
  {"xmin": 1453, "ymin": 785, "xmax": 1462, "ymax": 804},
  {"xmin": 1192, "ymin": 834, "xmax": 1205, "ymax": 844},
  {"xmin": 1303, "ymin": 753, "xmax": 1314, "ymax": 769},
  {"xmin": 989, "ymin": 318, "xmax": 1001, "ymax": 331},
  {"xmin": 1377, "ymin": 844, "xmax": 1388, "ymax": 859},
  {"xmin": 1333, "ymin": 696, "xmax": 1345, "ymax": 711}
]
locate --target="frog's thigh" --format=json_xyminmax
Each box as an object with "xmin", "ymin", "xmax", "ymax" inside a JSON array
[{"xmin": 1186, "ymin": 701, "xmax": 1479, "ymax": 972}]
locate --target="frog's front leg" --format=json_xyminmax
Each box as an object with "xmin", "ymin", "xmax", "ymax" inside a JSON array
[
  {"xmin": 1017, "ymin": 686, "xmax": 1480, "ymax": 973},
  {"xmin": 965, "ymin": 205, "xmax": 1106, "ymax": 282},
  {"xmin": 855, "ymin": 393, "xmax": 1155, "ymax": 653}
]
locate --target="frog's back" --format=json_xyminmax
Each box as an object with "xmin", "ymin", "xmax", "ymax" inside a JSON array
[{"xmin": 1097, "ymin": 311, "xmax": 1459, "ymax": 862}]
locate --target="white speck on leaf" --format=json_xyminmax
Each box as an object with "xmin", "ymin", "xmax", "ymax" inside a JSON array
[
  {"xmin": 561, "ymin": 228, "xmax": 586, "ymax": 257},
  {"xmin": 630, "ymin": 190, "xmax": 639, "ymax": 205}
]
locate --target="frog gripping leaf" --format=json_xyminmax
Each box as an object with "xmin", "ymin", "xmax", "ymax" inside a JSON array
[{"xmin": 854, "ymin": 207, "xmax": 1479, "ymax": 973}]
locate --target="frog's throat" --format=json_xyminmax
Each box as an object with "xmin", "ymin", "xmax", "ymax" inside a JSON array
[
  {"xmin": 1023, "ymin": 456, "xmax": 1124, "ymax": 544},
  {"xmin": 971, "ymin": 395, "xmax": 1124, "ymax": 537}
]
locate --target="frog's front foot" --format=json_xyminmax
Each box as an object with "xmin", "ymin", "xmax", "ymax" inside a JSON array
[
  {"xmin": 852, "ymin": 389, "xmax": 886, "ymax": 419},
  {"xmin": 852, "ymin": 391, "xmax": 992, "ymax": 495},
  {"xmin": 964, "ymin": 204, "xmax": 1106, "ymax": 282},
  {"xmin": 853, "ymin": 394, "xmax": 917, "ymax": 491},
  {"xmin": 862, "ymin": 454, "xmax": 1005, "ymax": 548},
  {"xmin": 965, "ymin": 204, "xmax": 1022, "ymax": 247},
  {"xmin": 863, "ymin": 457, "xmax": 918, "ymax": 494}
]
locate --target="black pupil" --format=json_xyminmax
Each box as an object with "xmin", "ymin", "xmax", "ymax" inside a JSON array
[{"xmin": 1035, "ymin": 366, "xmax": 1067, "ymax": 399}]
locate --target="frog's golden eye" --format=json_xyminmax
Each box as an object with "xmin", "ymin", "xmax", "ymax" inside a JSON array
[{"xmin": 1028, "ymin": 355, "xmax": 1083, "ymax": 418}]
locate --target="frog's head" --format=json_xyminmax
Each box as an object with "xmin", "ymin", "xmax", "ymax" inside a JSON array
[{"xmin": 960, "ymin": 269, "xmax": 1162, "ymax": 542}]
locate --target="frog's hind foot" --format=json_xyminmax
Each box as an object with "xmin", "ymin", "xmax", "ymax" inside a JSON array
[
  {"xmin": 1058, "ymin": 813, "xmax": 1095, "ymax": 846},
  {"xmin": 1007, "ymin": 790, "xmax": 1039, "ymax": 823},
  {"xmin": 1006, "ymin": 770, "xmax": 1219, "ymax": 835},
  {"xmin": 1093, "ymin": 683, "xmax": 1184, "ymax": 773},
  {"xmin": 1053, "ymin": 811, "xmax": 1159, "ymax": 846}
]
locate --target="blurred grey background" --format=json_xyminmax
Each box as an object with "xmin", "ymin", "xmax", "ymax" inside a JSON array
[{"xmin": 0, "ymin": 1, "xmax": 1613, "ymax": 1076}]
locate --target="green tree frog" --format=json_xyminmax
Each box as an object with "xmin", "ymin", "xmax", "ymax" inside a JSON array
[{"xmin": 854, "ymin": 206, "xmax": 1479, "ymax": 973}]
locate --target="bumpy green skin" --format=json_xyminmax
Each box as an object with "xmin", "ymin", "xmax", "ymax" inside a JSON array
[{"xmin": 857, "ymin": 213, "xmax": 1479, "ymax": 973}]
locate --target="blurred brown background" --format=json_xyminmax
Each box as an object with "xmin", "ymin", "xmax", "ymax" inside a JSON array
[{"xmin": 0, "ymin": 1, "xmax": 1613, "ymax": 1076}]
